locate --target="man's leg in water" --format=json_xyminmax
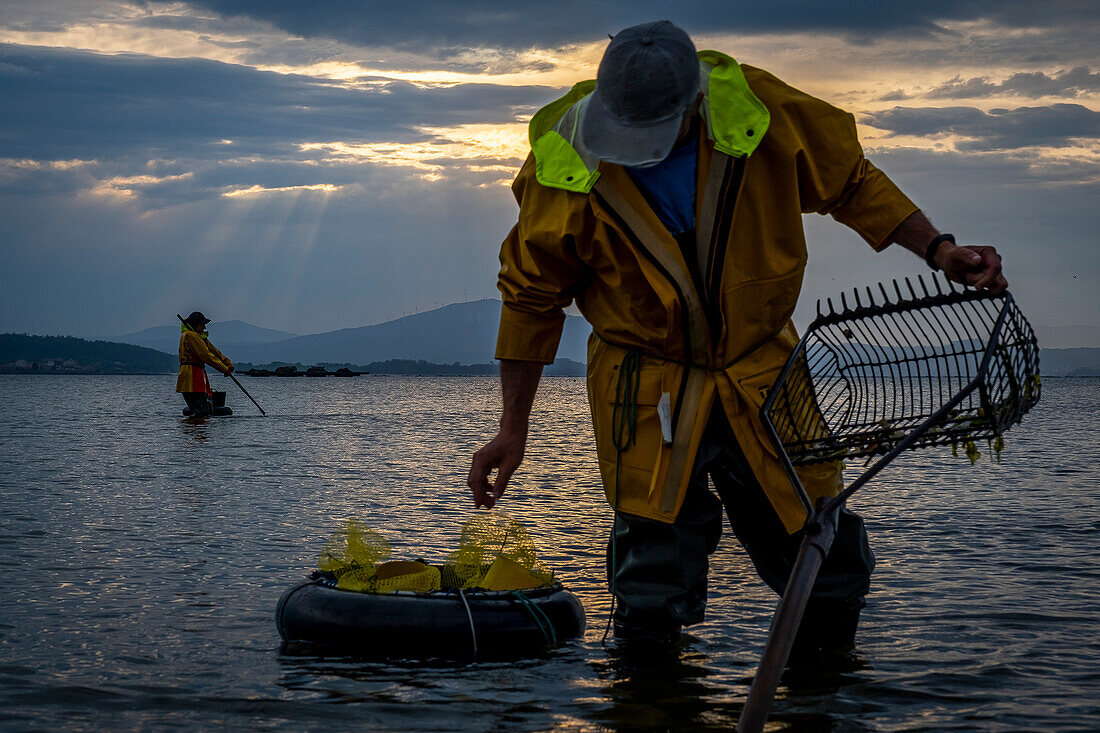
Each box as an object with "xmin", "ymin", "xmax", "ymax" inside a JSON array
[
  {"xmin": 705, "ymin": 408, "xmax": 875, "ymax": 659},
  {"xmin": 606, "ymin": 411, "xmax": 734, "ymax": 646},
  {"xmin": 183, "ymin": 391, "xmax": 214, "ymax": 417}
]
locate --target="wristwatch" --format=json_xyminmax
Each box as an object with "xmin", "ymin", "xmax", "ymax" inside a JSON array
[{"xmin": 925, "ymin": 233, "xmax": 955, "ymax": 271}]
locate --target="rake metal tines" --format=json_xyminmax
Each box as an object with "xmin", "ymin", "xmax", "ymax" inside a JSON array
[{"xmin": 765, "ymin": 275, "xmax": 1040, "ymax": 466}]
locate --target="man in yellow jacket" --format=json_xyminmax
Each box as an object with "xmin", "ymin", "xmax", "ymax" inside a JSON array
[
  {"xmin": 176, "ymin": 311, "xmax": 234, "ymax": 417},
  {"xmin": 468, "ymin": 22, "xmax": 1007, "ymax": 654}
]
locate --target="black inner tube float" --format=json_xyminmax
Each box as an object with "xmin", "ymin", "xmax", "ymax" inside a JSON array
[
  {"xmin": 276, "ymin": 572, "xmax": 586, "ymax": 660},
  {"xmin": 182, "ymin": 406, "xmax": 233, "ymax": 416},
  {"xmin": 182, "ymin": 390, "xmax": 232, "ymax": 416}
]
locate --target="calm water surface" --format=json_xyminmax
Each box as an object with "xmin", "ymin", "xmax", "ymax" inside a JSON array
[{"xmin": 0, "ymin": 374, "xmax": 1097, "ymax": 731}]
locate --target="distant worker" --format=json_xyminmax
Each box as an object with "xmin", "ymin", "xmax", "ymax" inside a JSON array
[{"xmin": 176, "ymin": 311, "xmax": 234, "ymax": 417}]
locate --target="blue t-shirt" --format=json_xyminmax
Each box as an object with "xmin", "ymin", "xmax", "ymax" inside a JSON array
[{"xmin": 625, "ymin": 135, "xmax": 698, "ymax": 236}]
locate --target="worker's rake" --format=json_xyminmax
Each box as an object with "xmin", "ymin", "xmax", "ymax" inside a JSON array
[{"xmin": 737, "ymin": 275, "xmax": 1040, "ymax": 732}]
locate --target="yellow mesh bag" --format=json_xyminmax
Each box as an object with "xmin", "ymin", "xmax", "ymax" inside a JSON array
[
  {"xmin": 319, "ymin": 520, "xmax": 442, "ymax": 593},
  {"xmin": 338, "ymin": 560, "xmax": 443, "ymax": 593},
  {"xmin": 448, "ymin": 512, "xmax": 554, "ymax": 590},
  {"xmin": 371, "ymin": 560, "xmax": 442, "ymax": 593},
  {"xmin": 318, "ymin": 519, "xmax": 390, "ymax": 590},
  {"xmin": 317, "ymin": 514, "xmax": 552, "ymax": 593}
]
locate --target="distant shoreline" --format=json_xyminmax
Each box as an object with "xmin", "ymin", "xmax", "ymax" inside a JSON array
[
  {"xmin": 2, "ymin": 371, "xmax": 1097, "ymax": 379},
  {"xmin": 0, "ymin": 368, "xmax": 592, "ymax": 377},
  {"xmin": 0, "ymin": 371, "xmax": 594, "ymax": 377},
  {"xmin": 4, "ymin": 332, "xmax": 1099, "ymax": 377},
  {"xmin": 0, "ymin": 369, "xmax": 177, "ymax": 376}
]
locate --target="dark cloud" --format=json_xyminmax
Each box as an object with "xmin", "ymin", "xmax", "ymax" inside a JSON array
[
  {"xmin": 798, "ymin": 145, "xmax": 1100, "ymax": 333},
  {"xmin": 1, "ymin": 3, "xmax": 1096, "ymax": 338},
  {"xmin": 866, "ymin": 145, "xmax": 1099, "ymax": 189},
  {"xmin": 930, "ymin": 67, "xmax": 1100, "ymax": 99},
  {"xmin": 0, "ymin": 43, "xmax": 552, "ymax": 162},
  {"xmin": 130, "ymin": 12, "xmax": 222, "ymax": 33},
  {"xmin": 0, "ymin": 43, "xmax": 539, "ymax": 214},
  {"xmin": 0, "ymin": 162, "xmax": 520, "ymax": 336},
  {"xmin": 861, "ymin": 104, "xmax": 1100, "ymax": 151},
  {"xmin": 0, "ymin": 146, "xmax": 523, "ymax": 211},
  {"xmin": 880, "ymin": 90, "xmax": 913, "ymax": 101},
  {"xmin": 152, "ymin": 0, "xmax": 1099, "ymax": 49}
]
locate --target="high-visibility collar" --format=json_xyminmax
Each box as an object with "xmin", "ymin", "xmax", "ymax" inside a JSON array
[
  {"xmin": 529, "ymin": 50, "xmax": 770, "ymax": 194},
  {"xmin": 181, "ymin": 322, "xmax": 209, "ymax": 339}
]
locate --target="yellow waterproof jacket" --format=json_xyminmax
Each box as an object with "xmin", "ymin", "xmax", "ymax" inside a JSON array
[
  {"xmin": 494, "ymin": 53, "xmax": 919, "ymax": 533},
  {"xmin": 176, "ymin": 328, "xmax": 233, "ymax": 393}
]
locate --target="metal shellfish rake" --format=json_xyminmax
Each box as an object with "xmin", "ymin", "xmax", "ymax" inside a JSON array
[{"xmin": 737, "ymin": 275, "xmax": 1040, "ymax": 732}]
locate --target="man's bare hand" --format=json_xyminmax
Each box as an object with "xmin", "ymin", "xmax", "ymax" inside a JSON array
[
  {"xmin": 468, "ymin": 429, "xmax": 527, "ymax": 509},
  {"xmin": 887, "ymin": 212, "xmax": 1009, "ymax": 296},
  {"xmin": 468, "ymin": 359, "xmax": 543, "ymax": 509},
  {"xmin": 937, "ymin": 243, "xmax": 1007, "ymax": 295}
]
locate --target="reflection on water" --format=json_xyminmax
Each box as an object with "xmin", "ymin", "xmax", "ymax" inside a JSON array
[
  {"xmin": 0, "ymin": 374, "xmax": 1098, "ymax": 731},
  {"xmin": 592, "ymin": 645, "xmax": 729, "ymax": 730}
]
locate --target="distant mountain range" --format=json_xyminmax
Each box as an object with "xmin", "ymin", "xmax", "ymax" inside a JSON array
[
  {"xmin": 117, "ymin": 299, "xmax": 592, "ymax": 365},
  {"xmin": 4, "ymin": 299, "xmax": 1097, "ymax": 376},
  {"xmin": 120, "ymin": 319, "xmax": 299, "ymax": 355},
  {"xmin": 1039, "ymin": 348, "xmax": 1100, "ymax": 377}
]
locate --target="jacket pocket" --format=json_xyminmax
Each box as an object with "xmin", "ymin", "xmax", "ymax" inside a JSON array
[
  {"xmin": 735, "ymin": 363, "xmax": 784, "ymax": 458},
  {"xmin": 736, "ymin": 359, "xmax": 844, "ymax": 503},
  {"xmin": 738, "ymin": 350, "xmax": 835, "ymax": 458},
  {"xmin": 603, "ymin": 359, "xmax": 671, "ymax": 472}
]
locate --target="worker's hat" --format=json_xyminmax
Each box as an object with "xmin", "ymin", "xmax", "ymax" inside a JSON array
[{"xmin": 582, "ymin": 20, "xmax": 700, "ymax": 167}]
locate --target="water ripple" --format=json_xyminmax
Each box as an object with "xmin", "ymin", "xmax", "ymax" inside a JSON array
[{"xmin": 0, "ymin": 374, "xmax": 1097, "ymax": 731}]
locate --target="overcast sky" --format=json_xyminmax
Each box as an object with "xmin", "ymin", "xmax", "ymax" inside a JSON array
[{"xmin": 1, "ymin": 1, "xmax": 1096, "ymax": 341}]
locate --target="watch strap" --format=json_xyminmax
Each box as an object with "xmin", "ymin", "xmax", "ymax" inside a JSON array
[{"xmin": 925, "ymin": 233, "xmax": 956, "ymax": 271}]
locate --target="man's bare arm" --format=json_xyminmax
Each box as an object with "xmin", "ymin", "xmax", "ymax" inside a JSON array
[
  {"xmin": 467, "ymin": 359, "xmax": 544, "ymax": 509},
  {"xmin": 888, "ymin": 210, "xmax": 1007, "ymax": 294}
]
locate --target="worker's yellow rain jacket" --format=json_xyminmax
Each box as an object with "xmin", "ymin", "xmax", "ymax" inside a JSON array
[
  {"xmin": 176, "ymin": 326, "xmax": 233, "ymax": 394},
  {"xmin": 495, "ymin": 52, "xmax": 919, "ymax": 533}
]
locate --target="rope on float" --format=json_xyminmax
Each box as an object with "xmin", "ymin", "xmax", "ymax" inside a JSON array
[
  {"xmin": 509, "ymin": 591, "xmax": 557, "ymax": 647},
  {"xmin": 456, "ymin": 588, "xmax": 478, "ymax": 660}
]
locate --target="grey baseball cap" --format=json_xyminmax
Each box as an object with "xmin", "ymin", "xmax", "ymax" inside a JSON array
[{"xmin": 582, "ymin": 21, "xmax": 700, "ymax": 167}]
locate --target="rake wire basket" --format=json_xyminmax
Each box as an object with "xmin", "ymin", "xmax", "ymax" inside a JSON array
[
  {"xmin": 740, "ymin": 276, "xmax": 1041, "ymax": 733},
  {"xmin": 763, "ymin": 275, "xmax": 1040, "ymax": 468}
]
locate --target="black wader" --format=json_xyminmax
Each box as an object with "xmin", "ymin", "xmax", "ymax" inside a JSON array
[
  {"xmin": 182, "ymin": 392, "xmax": 214, "ymax": 418},
  {"xmin": 608, "ymin": 405, "xmax": 874, "ymax": 653}
]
